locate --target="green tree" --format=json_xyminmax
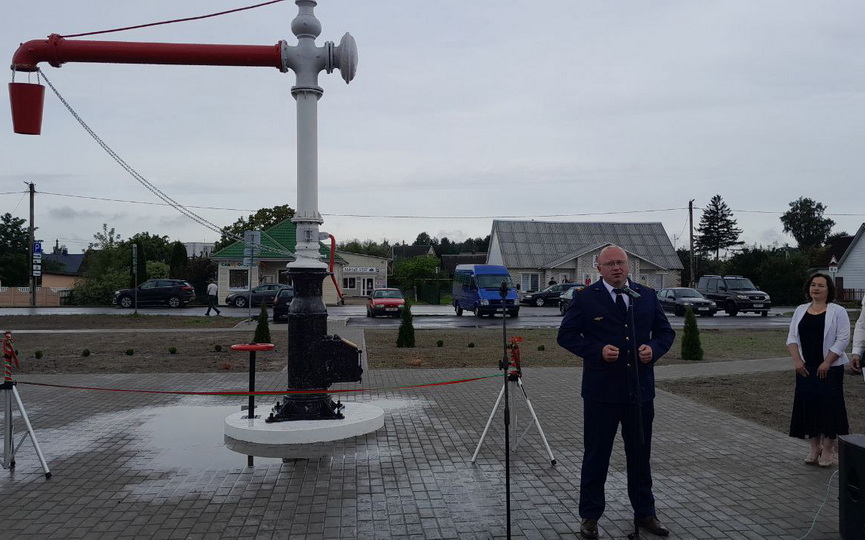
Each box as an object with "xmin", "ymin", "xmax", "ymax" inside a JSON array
[
  {"xmin": 214, "ymin": 204, "xmax": 295, "ymax": 252},
  {"xmin": 725, "ymin": 247, "xmax": 770, "ymax": 284},
  {"xmin": 132, "ymin": 240, "xmax": 148, "ymax": 286},
  {"xmin": 252, "ymin": 303, "xmax": 271, "ymax": 344},
  {"xmin": 781, "ymin": 197, "xmax": 835, "ymax": 252},
  {"xmin": 757, "ymin": 248, "xmax": 809, "ymax": 305},
  {"xmin": 676, "ymin": 248, "xmax": 724, "ymax": 287},
  {"xmin": 337, "ymin": 238, "xmax": 392, "ymax": 258},
  {"xmin": 146, "ymin": 261, "xmax": 170, "ymax": 279},
  {"xmin": 413, "ymin": 232, "xmax": 438, "ymax": 247},
  {"xmin": 182, "ymin": 256, "xmax": 218, "ymax": 299},
  {"xmin": 396, "ymin": 301, "xmax": 415, "ymax": 348},
  {"xmin": 89, "ymin": 223, "xmax": 122, "ymax": 249},
  {"xmin": 392, "ymin": 255, "xmax": 440, "ymax": 291},
  {"xmin": 695, "ymin": 195, "xmax": 743, "ymax": 260},
  {"xmin": 128, "ymin": 232, "xmax": 172, "ymax": 263},
  {"xmin": 169, "ymin": 241, "xmax": 188, "ymax": 277},
  {"xmin": 0, "ymin": 213, "xmax": 28, "ymax": 286},
  {"xmin": 680, "ymin": 306, "xmax": 704, "ymax": 361}
]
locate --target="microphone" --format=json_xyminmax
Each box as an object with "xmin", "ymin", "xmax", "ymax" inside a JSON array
[{"xmin": 621, "ymin": 285, "xmax": 641, "ymax": 299}]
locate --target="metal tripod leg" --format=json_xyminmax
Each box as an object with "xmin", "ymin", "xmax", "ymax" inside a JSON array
[
  {"xmin": 2, "ymin": 386, "xmax": 51, "ymax": 478},
  {"xmin": 471, "ymin": 379, "xmax": 556, "ymax": 466},
  {"xmin": 512, "ymin": 378, "xmax": 556, "ymax": 465},
  {"xmin": 471, "ymin": 384, "xmax": 505, "ymax": 463}
]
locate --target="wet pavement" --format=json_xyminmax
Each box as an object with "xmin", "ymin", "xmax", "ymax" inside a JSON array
[{"xmin": 0, "ymin": 330, "xmax": 846, "ymax": 538}]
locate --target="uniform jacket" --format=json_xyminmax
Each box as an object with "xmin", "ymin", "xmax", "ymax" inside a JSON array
[
  {"xmin": 853, "ymin": 297, "xmax": 865, "ymax": 358},
  {"xmin": 557, "ymin": 280, "xmax": 675, "ymax": 403}
]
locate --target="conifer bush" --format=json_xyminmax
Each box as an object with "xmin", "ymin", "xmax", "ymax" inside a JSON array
[
  {"xmin": 253, "ymin": 303, "xmax": 271, "ymax": 344},
  {"xmin": 396, "ymin": 303, "xmax": 415, "ymax": 348},
  {"xmin": 681, "ymin": 306, "xmax": 704, "ymax": 361}
]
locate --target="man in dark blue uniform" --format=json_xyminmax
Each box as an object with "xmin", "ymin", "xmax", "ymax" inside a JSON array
[{"xmin": 558, "ymin": 245, "xmax": 674, "ymax": 539}]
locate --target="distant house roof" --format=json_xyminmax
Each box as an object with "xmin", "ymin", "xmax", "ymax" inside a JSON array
[
  {"xmin": 813, "ymin": 233, "xmax": 855, "ymax": 268},
  {"xmin": 392, "ymin": 245, "xmax": 436, "ymax": 260},
  {"xmin": 441, "ymin": 253, "xmax": 488, "ymax": 275},
  {"xmin": 837, "ymin": 223, "xmax": 865, "ymax": 267},
  {"xmin": 211, "ymin": 219, "xmax": 331, "ymax": 261},
  {"xmin": 490, "ymin": 220, "xmax": 683, "ymax": 270},
  {"xmin": 42, "ymin": 253, "xmax": 85, "ymax": 275}
]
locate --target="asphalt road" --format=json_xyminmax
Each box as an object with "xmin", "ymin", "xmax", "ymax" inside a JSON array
[{"xmin": 0, "ymin": 304, "xmax": 795, "ymax": 330}]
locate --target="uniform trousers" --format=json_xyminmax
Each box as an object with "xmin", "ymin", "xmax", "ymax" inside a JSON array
[{"xmin": 579, "ymin": 399, "xmax": 656, "ymax": 520}]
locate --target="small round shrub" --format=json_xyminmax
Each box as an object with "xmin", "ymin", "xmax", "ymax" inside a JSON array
[
  {"xmin": 537, "ymin": 345, "xmax": 545, "ymax": 351},
  {"xmin": 168, "ymin": 347, "xmax": 178, "ymax": 354},
  {"xmin": 81, "ymin": 349, "xmax": 91, "ymax": 357},
  {"xmin": 436, "ymin": 340, "xmax": 444, "ymax": 347},
  {"xmin": 125, "ymin": 349, "xmax": 134, "ymax": 356},
  {"xmin": 214, "ymin": 344, "xmax": 223, "ymax": 352},
  {"xmin": 34, "ymin": 350, "xmax": 43, "ymax": 359},
  {"xmin": 220, "ymin": 361, "xmax": 232, "ymax": 371},
  {"xmin": 468, "ymin": 342, "xmax": 475, "ymax": 348}
]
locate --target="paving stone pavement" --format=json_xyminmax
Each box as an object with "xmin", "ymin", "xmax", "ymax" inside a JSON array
[{"xmin": 0, "ymin": 334, "xmax": 848, "ymax": 539}]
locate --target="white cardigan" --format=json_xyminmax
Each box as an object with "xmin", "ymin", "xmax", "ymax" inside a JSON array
[
  {"xmin": 852, "ymin": 297, "xmax": 865, "ymax": 357},
  {"xmin": 787, "ymin": 302, "xmax": 850, "ymax": 366}
]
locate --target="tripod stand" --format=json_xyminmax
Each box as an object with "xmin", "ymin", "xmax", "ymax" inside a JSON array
[
  {"xmin": 471, "ymin": 337, "xmax": 556, "ymax": 465},
  {"xmin": 2, "ymin": 332, "xmax": 51, "ymax": 478}
]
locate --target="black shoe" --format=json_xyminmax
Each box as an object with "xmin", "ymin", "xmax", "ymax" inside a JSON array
[
  {"xmin": 635, "ymin": 516, "xmax": 669, "ymax": 536},
  {"xmin": 580, "ymin": 518, "xmax": 599, "ymax": 539}
]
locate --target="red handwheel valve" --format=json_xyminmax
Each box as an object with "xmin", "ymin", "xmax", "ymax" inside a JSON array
[{"xmin": 2, "ymin": 331, "xmax": 20, "ymax": 382}]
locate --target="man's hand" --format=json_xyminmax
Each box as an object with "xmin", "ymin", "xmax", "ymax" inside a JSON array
[
  {"xmin": 602, "ymin": 345, "xmax": 619, "ymax": 362},
  {"xmin": 851, "ymin": 354, "xmax": 861, "ymax": 373},
  {"xmin": 638, "ymin": 344, "xmax": 653, "ymax": 364}
]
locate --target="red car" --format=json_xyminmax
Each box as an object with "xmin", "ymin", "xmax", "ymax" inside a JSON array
[{"xmin": 366, "ymin": 288, "xmax": 406, "ymax": 317}]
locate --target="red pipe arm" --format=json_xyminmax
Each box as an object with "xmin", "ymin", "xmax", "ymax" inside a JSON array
[{"xmin": 11, "ymin": 34, "xmax": 285, "ymax": 72}]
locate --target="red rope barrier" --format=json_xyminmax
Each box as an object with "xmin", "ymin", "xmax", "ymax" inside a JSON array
[{"xmin": 16, "ymin": 374, "xmax": 500, "ymax": 396}]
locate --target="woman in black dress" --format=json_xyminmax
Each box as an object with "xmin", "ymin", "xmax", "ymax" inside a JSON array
[{"xmin": 787, "ymin": 273, "xmax": 851, "ymax": 467}]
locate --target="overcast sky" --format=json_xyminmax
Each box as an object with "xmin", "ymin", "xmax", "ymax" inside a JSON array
[{"xmin": 2, "ymin": 0, "xmax": 863, "ymax": 254}]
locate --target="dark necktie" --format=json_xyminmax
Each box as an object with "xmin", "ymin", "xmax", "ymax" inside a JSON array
[{"xmin": 613, "ymin": 289, "xmax": 627, "ymax": 314}]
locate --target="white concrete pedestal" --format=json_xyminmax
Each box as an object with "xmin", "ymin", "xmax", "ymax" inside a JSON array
[{"xmin": 224, "ymin": 402, "xmax": 384, "ymax": 444}]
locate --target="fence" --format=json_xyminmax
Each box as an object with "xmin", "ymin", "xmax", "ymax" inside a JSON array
[
  {"xmin": 0, "ymin": 287, "xmax": 69, "ymax": 307},
  {"xmin": 838, "ymin": 288, "xmax": 865, "ymax": 303}
]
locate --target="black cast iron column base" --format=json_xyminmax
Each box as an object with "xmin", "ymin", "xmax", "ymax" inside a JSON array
[
  {"xmin": 266, "ymin": 266, "xmax": 345, "ymax": 422},
  {"xmin": 267, "ymin": 394, "xmax": 344, "ymax": 422}
]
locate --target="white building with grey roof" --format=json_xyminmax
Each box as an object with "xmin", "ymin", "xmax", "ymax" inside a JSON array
[{"xmin": 487, "ymin": 220, "xmax": 683, "ymax": 293}]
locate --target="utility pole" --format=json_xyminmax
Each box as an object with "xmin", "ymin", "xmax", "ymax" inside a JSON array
[
  {"xmin": 688, "ymin": 199, "xmax": 695, "ymax": 288},
  {"xmin": 27, "ymin": 182, "xmax": 36, "ymax": 307}
]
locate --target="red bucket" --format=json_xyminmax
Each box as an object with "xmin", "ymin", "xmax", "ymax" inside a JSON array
[{"xmin": 9, "ymin": 82, "xmax": 45, "ymax": 135}]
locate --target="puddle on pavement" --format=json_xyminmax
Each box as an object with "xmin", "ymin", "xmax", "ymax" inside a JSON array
[
  {"xmin": 141, "ymin": 405, "xmax": 284, "ymax": 468},
  {"xmin": 140, "ymin": 399, "xmax": 423, "ymax": 468}
]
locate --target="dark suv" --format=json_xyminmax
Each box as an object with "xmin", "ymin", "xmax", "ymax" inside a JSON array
[
  {"xmin": 271, "ymin": 286, "xmax": 295, "ymax": 322},
  {"xmin": 695, "ymin": 275, "xmax": 771, "ymax": 316},
  {"xmin": 113, "ymin": 279, "xmax": 196, "ymax": 308}
]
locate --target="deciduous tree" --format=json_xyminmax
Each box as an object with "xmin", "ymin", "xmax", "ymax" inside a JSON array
[
  {"xmin": 0, "ymin": 213, "xmax": 28, "ymax": 286},
  {"xmin": 780, "ymin": 197, "xmax": 835, "ymax": 251}
]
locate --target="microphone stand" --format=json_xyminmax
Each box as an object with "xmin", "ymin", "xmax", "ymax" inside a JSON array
[
  {"xmin": 498, "ymin": 280, "xmax": 512, "ymax": 539},
  {"xmin": 625, "ymin": 287, "xmax": 644, "ymax": 540}
]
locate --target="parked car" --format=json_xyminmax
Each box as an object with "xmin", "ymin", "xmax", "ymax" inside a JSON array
[
  {"xmin": 366, "ymin": 288, "xmax": 406, "ymax": 317},
  {"xmin": 113, "ymin": 279, "xmax": 196, "ymax": 308},
  {"xmin": 225, "ymin": 283, "xmax": 284, "ymax": 308},
  {"xmin": 271, "ymin": 286, "xmax": 295, "ymax": 322},
  {"xmin": 696, "ymin": 275, "xmax": 771, "ymax": 316},
  {"xmin": 657, "ymin": 287, "xmax": 718, "ymax": 317},
  {"xmin": 522, "ymin": 282, "xmax": 581, "ymax": 307},
  {"xmin": 558, "ymin": 284, "xmax": 587, "ymax": 315}
]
